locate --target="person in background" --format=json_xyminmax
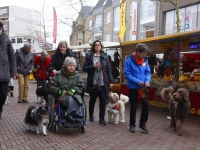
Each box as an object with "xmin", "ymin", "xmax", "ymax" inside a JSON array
[
  {"xmin": 34, "ymin": 51, "xmax": 51, "ymax": 103},
  {"xmin": 0, "ymin": 21, "xmax": 17, "ymax": 122},
  {"xmin": 15, "ymin": 44, "xmax": 34, "ymax": 103},
  {"xmin": 108, "ymin": 55, "xmax": 115, "ymax": 77},
  {"xmin": 48, "ymin": 40, "xmax": 74, "ymax": 74},
  {"xmin": 8, "ymin": 78, "xmax": 15, "ymax": 97},
  {"xmin": 124, "ymin": 43, "xmax": 151, "ymax": 133},
  {"xmin": 82, "ymin": 40, "xmax": 113, "ymax": 126}
]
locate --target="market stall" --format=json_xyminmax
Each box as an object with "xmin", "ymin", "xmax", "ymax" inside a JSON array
[{"xmin": 119, "ymin": 30, "xmax": 200, "ymax": 116}]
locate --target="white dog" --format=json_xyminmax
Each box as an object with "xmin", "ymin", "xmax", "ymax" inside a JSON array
[{"xmin": 107, "ymin": 92, "xmax": 129, "ymax": 124}]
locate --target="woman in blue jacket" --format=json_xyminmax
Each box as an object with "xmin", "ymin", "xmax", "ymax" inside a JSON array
[
  {"xmin": 83, "ymin": 40, "xmax": 113, "ymax": 126},
  {"xmin": 124, "ymin": 43, "xmax": 151, "ymax": 133}
]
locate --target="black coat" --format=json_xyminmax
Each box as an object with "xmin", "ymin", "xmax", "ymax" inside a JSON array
[
  {"xmin": 48, "ymin": 48, "xmax": 74, "ymax": 72},
  {"xmin": 0, "ymin": 33, "xmax": 17, "ymax": 82},
  {"xmin": 82, "ymin": 52, "xmax": 113, "ymax": 95}
]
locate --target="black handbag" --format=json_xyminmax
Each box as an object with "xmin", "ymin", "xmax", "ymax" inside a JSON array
[{"xmin": 88, "ymin": 84, "xmax": 101, "ymax": 95}]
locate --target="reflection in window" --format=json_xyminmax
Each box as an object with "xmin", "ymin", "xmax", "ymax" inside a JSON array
[
  {"xmin": 113, "ymin": 31, "xmax": 119, "ymax": 42},
  {"xmin": 106, "ymin": 12, "xmax": 111, "ymax": 24},
  {"xmin": 140, "ymin": 0, "xmax": 155, "ymax": 20},
  {"xmin": 106, "ymin": 34, "xmax": 110, "ymax": 42},
  {"xmin": 89, "ymin": 19, "xmax": 92, "ymax": 30},
  {"xmin": 165, "ymin": 10, "xmax": 175, "ymax": 35},
  {"xmin": 140, "ymin": 23, "xmax": 154, "ymax": 39},
  {"xmin": 94, "ymin": 14, "xmax": 102, "ymax": 33}
]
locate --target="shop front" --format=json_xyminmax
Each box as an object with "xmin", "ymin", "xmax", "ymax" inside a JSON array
[{"xmin": 119, "ymin": 30, "xmax": 200, "ymax": 116}]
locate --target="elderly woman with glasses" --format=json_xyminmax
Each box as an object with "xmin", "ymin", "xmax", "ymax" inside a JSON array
[
  {"xmin": 82, "ymin": 40, "xmax": 113, "ymax": 126},
  {"xmin": 51, "ymin": 57, "xmax": 84, "ymax": 123}
]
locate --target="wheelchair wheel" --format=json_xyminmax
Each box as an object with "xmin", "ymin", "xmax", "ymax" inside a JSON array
[
  {"xmin": 81, "ymin": 125, "xmax": 85, "ymax": 133},
  {"xmin": 47, "ymin": 95, "xmax": 55, "ymax": 130},
  {"xmin": 53, "ymin": 123, "xmax": 58, "ymax": 134},
  {"xmin": 83, "ymin": 100, "xmax": 87, "ymax": 121}
]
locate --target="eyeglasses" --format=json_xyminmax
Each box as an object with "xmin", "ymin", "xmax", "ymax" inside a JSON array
[{"xmin": 95, "ymin": 44, "xmax": 101, "ymax": 47}]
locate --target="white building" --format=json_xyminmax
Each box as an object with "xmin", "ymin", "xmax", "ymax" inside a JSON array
[{"xmin": 0, "ymin": 5, "xmax": 43, "ymax": 53}]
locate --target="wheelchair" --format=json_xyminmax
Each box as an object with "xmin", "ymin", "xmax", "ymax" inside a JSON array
[{"xmin": 47, "ymin": 91, "xmax": 87, "ymax": 134}]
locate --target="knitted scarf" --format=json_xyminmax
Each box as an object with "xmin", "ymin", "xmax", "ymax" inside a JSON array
[
  {"xmin": 61, "ymin": 67, "xmax": 75, "ymax": 79},
  {"xmin": 133, "ymin": 53, "xmax": 146, "ymax": 100}
]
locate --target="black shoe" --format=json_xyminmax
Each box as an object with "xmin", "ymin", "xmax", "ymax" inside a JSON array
[
  {"xmin": 130, "ymin": 125, "xmax": 135, "ymax": 133},
  {"xmin": 89, "ymin": 116, "xmax": 94, "ymax": 122},
  {"xmin": 99, "ymin": 119, "xmax": 106, "ymax": 126},
  {"xmin": 23, "ymin": 100, "xmax": 28, "ymax": 103},
  {"xmin": 139, "ymin": 125, "xmax": 149, "ymax": 133},
  {"xmin": 66, "ymin": 114, "xmax": 76, "ymax": 122}
]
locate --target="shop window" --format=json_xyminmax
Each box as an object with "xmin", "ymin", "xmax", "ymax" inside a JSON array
[
  {"xmin": 198, "ymin": 4, "xmax": 200, "ymax": 29},
  {"xmin": 165, "ymin": 10, "xmax": 175, "ymax": 35},
  {"xmin": 185, "ymin": 5, "xmax": 197, "ymax": 31},
  {"xmin": 140, "ymin": 22, "xmax": 154, "ymax": 39},
  {"xmin": 113, "ymin": 6, "xmax": 120, "ymax": 31},
  {"xmin": 17, "ymin": 38, "xmax": 22, "ymax": 43}
]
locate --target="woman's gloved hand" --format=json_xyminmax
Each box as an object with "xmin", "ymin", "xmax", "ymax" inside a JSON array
[
  {"xmin": 68, "ymin": 89, "xmax": 76, "ymax": 96},
  {"xmin": 58, "ymin": 90, "xmax": 67, "ymax": 96}
]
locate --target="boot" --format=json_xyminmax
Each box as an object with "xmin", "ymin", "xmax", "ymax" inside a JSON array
[{"xmin": 10, "ymin": 86, "xmax": 14, "ymax": 97}]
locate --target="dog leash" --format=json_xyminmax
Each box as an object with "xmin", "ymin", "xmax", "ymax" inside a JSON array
[{"xmin": 52, "ymin": 93, "xmax": 68, "ymax": 109}]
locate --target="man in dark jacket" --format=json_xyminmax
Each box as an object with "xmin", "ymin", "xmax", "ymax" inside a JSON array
[
  {"xmin": 0, "ymin": 21, "xmax": 17, "ymax": 122},
  {"xmin": 15, "ymin": 44, "xmax": 34, "ymax": 103},
  {"xmin": 48, "ymin": 40, "xmax": 74, "ymax": 74}
]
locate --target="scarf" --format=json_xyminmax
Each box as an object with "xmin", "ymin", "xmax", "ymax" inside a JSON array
[
  {"xmin": 133, "ymin": 53, "xmax": 145, "ymax": 100},
  {"xmin": 61, "ymin": 67, "xmax": 75, "ymax": 79}
]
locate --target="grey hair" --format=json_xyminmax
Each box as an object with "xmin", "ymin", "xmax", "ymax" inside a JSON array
[
  {"xmin": 57, "ymin": 40, "xmax": 69, "ymax": 49},
  {"xmin": 63, "ymin": 57, "xmax": 77, "ymax": 68},
  {"xmin": 41, "ymin": 50, "xmax": 48, "ymax": 61},
  {"xmin": 23, "ymin": 43, "xmax": 31, "ymax": 49}
]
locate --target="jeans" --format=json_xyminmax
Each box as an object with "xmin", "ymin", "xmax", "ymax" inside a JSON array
[
  {"xmin": 129, "ymin": 89, "xmax": 149, "ymax": 127},
  {"xmin": 89, "ymin": 86, "xmax": 106, "ymax": 120},
  {"xmin": 0, "ymin": 81, "xmax": 9, "ymax": 111},
  {"xmin": 18, "ymin": 74, "xmax": 30, "ymax": 100}
]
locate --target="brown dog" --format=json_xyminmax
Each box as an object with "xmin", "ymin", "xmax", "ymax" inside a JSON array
[{"xmin": 161, "ymin": 86, "xmax": 190, "ymax": 135}]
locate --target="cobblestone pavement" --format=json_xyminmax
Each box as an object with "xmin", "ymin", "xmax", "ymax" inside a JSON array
[{"xmin": 1, "ymin": 80, "xmax": 200, "ymax": 150}]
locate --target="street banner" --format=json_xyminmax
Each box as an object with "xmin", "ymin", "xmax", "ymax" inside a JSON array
[
  {"xmin": 131, "ymin": 2, "xmax": 137, "ymax": 40},
  {"xmin": 119, "ymin": 0, "xmax": 127, "ymax": 42},
  {"xmin": 53, "ymin": 7, "xmax": 57, "ymax": 43}
]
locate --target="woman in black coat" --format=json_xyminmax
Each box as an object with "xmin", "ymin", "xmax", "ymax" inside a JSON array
[
  {"xmin": 82, "ymin": 40, "xmax": 113, "ymax": 126},
  {"xmin": 48, "ymin": 40, "xmax": 74, "ymax": 74}
]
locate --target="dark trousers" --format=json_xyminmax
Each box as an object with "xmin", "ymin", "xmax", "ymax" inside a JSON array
[
  {"xmin": 129, "ymin": 89, "xmax": 149, "ymax": 127},
  {"xmin": 89, "ymin": 86, "xmax": 106, "ymax": 120},
  {"xmin": 0, "ymin": 81, "xmax": 9, "ymax": 111}
]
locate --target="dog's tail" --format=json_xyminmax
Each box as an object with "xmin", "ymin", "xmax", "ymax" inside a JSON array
[
  {"xmin": 120, "ymin": 94, "xmax": 129, "ymax": 103},
  {"xmin": 160, "ymin": 86, "xmax": 174, "ymax": 102}
]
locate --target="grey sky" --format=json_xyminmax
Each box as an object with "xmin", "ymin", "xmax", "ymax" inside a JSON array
[{"xmin": 0, "ymin": 0, "xmax": 98, "ymax": 46}]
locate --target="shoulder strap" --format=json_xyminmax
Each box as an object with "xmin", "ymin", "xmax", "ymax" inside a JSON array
[{"xmin": 100, "ymin": 65, "xmax": 110, "ymax": 85}]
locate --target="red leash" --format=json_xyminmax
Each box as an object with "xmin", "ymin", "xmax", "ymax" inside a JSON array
[{"xmin": 51, "ymin": 93, "xmax": 68, "ymax": 109}]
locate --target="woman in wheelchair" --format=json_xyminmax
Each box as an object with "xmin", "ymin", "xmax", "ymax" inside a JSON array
[{"xmin": 50, "ymin": 57, "xmax": 84, "ymax": 123}]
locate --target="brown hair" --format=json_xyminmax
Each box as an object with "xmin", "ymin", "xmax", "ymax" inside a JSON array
[{"xmin": 91, "ymin": 40, "xmax": 103, "ymax": 53}]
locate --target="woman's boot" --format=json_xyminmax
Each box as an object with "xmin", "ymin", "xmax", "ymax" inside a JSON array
[{"xmin": 10, "ymin": 86, "xmax": 14, "ymax": 97}]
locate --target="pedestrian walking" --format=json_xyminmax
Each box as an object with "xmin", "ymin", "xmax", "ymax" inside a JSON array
[
  {"xmin": 124, "ymin": 43, "xmax": 151, "ymax": 133},
  {"xmin": 82, "ymin": 40, "xmax": 113, "ymax": 126},
  {"xmin": 15, "ymin": 43, "xmax": 34, "ymax": 103},
  {"xmin": 0, "ymin": 21, "xmax": 17, "ymax": 122},
  {"xmin": 48, "ymin": 40, "xmax": 74, "ymax": 74}
]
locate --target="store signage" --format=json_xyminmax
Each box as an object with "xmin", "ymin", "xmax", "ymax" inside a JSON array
[
  {"xmin": 189, "ymin": 43, "xmax": 200, "ymax": 49},
  {"xmin": 131, "ymin": 2, "xmax": 137, "ymax": 40}
]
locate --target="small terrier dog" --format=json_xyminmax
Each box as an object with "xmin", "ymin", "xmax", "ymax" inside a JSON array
[{"xmin": 24, "ymin": 105, "xmax": 49, "ymax": 135}]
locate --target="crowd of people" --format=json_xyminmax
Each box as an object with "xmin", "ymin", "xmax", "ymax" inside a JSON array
[{"xmin": 0, "ymin": 20, "xmax": 151, "ymax": 133}]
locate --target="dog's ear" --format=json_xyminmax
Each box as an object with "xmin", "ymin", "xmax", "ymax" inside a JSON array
[{"xmin": 179, "ymin": 88, "xmax": 189, "ymax": 101}]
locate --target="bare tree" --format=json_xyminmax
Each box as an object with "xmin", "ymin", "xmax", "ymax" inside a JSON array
[
  {"xmin": 60, "ymin": 0, "xmax": 95, "ymax": 45},
  {"xmin": 151, "ymin": 0, "xmax": 180, "ymax": 33}
]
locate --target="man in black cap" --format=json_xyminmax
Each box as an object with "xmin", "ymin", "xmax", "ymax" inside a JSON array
[{"xmin": 0, "ymin": 21, "xmax": 17, "ymax": 122}]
